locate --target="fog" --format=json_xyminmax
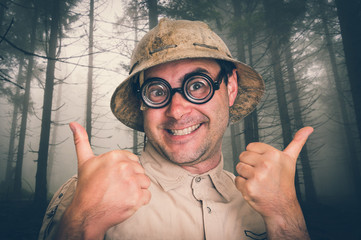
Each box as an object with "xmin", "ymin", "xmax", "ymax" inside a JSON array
[{"xmin": 0, "ymin": 0, "xmax": 360, "ymax": 239}]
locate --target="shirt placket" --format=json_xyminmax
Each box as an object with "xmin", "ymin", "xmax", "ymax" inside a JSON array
[{"xmin": 192, "ymin": 175, "xmax": 222, "ymax": 240}]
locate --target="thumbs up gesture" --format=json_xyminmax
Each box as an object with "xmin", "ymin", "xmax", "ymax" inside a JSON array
[
  {"xmin": 57, "ymin": 122, "xmax": 151, "ymax": 239},
  {"xmin": 235, "ymin": 127, "xmax": 313, "ymax": 239}
]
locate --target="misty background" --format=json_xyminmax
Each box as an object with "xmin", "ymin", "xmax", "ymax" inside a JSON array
[{"xmin": 0, "ymin": 0, "xmax": 360, "ymax": 239}]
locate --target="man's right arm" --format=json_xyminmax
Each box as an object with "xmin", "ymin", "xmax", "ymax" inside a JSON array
[{"xmin": 50, "ymin": 122, "xmax": 151, "ymax": 240}]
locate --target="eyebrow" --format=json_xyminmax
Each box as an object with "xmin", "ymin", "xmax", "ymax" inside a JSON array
[
  {"xmin": 144, "ymin": 67, "xmax": 212, "ymax": 84},
  {"xmin": 180, "ymin": 68, "xmax": 211, "ymax": 83}
]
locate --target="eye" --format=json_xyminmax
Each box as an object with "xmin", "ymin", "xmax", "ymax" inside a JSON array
[
  {"xmin": 189, "ymin": 81, "xmax": 206, "ymax": 91},
  {"xmin": 186, "ymin": 77, "xmax": 211, "ymax": 98},
  {"xmin": 147, "ymin": 83, "xmax": 168, "ymax": 102},
  {"xmin": 150, "ymin": 88, "xmax": 165, "ymax": 97},
  {"xmin": 141, "ymin": 78, "xmax": 172, "ymax": 108}
]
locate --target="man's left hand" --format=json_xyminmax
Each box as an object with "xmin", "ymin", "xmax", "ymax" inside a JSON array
[{"xmin": 235, "ymin": 127, "xmax": 313, "ymax": 239}]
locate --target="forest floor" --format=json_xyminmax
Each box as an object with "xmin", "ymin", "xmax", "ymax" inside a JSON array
[
  {"xmin": 0, "ymin": 200, "xmax": 45, "ymax": 240},
  {"xmin": 303, "ymin": 202, "xmax": 361, "ymax": 239},
  {"xmin": 0, "ymin": 200, "xmax": 360, "ymax": 239}
]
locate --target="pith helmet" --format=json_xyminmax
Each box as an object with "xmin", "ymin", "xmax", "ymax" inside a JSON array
[{"xmin": 111, "ymin": 18, "xmax": 264, "ymax": 132}]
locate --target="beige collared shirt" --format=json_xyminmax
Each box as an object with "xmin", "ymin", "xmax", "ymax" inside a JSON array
[{"xmin": 39, "ymin": 144, "xmax": 266, "ymax": 240}]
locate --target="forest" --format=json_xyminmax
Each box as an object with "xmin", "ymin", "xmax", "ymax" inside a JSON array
[{"xmin": 0, "ymin": 0, "xmax": 360, "ymax": 239}]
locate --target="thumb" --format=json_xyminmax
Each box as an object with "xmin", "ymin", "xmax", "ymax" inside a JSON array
[
  {"xmin": 69, "ymin": 122, "xmax": 94, "ymax": 167},
  {"xmin": 283, "ymin": 127, "xmax": 314, "ymax": 159}
]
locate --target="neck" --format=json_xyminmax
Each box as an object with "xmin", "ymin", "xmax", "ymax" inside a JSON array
[
  {"xmin": 146, "ymin": 141, "xmax": 223, "ymax": 175},
  {"xmin": 180, "ymin": 151, "xmax": 222, "ymax": 174}
]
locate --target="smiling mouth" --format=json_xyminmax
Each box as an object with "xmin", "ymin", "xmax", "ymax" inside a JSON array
[{"xmin": 167, "ymin": 124, "xmax": 201, "ymax": 136}]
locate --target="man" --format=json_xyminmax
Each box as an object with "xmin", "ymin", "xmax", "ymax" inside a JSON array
[{"xmin": 39, "ymin": 19, "xmax": 312, "ymax": 240}]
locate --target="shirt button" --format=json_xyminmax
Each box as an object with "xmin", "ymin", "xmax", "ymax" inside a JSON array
[
  {"xmin": 207, "ymin": 207, "xmax": 212, "ymax": 213},
  {"xmin": 195, "ymin": 177, "xmax": 202, "ymax": 183}
]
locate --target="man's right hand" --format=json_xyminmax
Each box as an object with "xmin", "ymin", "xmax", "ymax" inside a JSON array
[{"xmin": 56, "ymin": 122, "xmax": 151, "ymax": 240}]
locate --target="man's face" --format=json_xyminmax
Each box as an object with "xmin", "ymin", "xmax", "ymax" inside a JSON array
[{"xmin": 142, "ymin": 58, "xmax": 238, "ymax": 173}]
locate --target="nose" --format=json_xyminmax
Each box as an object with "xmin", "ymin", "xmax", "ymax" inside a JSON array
[{"xmin": 165, "ymin": 92, "xmax": 192, "ymax": 120}]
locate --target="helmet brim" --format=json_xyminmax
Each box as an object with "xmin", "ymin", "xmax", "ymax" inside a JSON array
[
  {"xmin": 111, "ymin": 54, "xmax": 264, "ymax": 132},
  {"xmin": 110, "ymin": 19, "xmax": 264, "ymax": 132}
]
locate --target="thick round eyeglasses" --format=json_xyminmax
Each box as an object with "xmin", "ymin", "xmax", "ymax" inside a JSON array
[{"xmin": 138, "ymin": 72, "xmax": 225, "ymax": 109}]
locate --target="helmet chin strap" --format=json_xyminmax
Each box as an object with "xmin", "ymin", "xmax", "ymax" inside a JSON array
[
  {"xmin": 140, "ymin": 102, "xmax": 148, "ymax": 111},
  {"xmin": 139, "ymin": 70, "xmax": 145, "ymax": 86},
  {"xmin": 138, "ymin": 71, "xmax": 148, "ymax": 111}
]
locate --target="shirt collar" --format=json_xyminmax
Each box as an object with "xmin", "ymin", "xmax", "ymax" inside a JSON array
[
  {"xmin": 139, "ymin": 143, "xmax": 188, "ymax": 191},
  {"xmin": 139, "ymin": 143, "xmax": 235, "ymax": 202}
]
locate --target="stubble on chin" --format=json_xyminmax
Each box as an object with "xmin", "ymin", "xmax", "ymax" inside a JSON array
[{"xmin": 147, "ymin": 138, "xmax": 209, "ymax": 167}]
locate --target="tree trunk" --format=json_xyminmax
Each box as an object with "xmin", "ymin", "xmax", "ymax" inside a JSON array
[
  {"xmin": 263, "ymin": 0, "xmax": 301, "ymax": 198},
  {"xmin": 147, "ymin": 0, "xmax": 158, "ymax": 29},
  {"xmin": 244, "ymin": 111, "xmax": 259, "ymax": 144},
  {"xmin": 231, "ymin": 124, "xmax": 242, "ymax": 175},
  {"xmin": 320, "ymin": 0, "xmax": 361, "ymax": 202},
  {"xmin": 13, "ymin": 3, "xmax": 38, "ymax": 198},
  {"xmin": 133, "ymin": 0, "xmax": 139, "ymax": 155},
  {"xmin": 5, "ymin": 57, "xmax": 25, "ymax": 194},
  {"xmin": 269, "ymin": 40, "xmax": 292, "ymax": 145},
  {"xmin": 34, "ymin": 0, "xmax": 60, "ymax": 208},
  {"xmin": 245, "ymin": 15, "xmax": 260, "ymax": 145},
  {"xmin": 6, "ymin": 103, "xmax": 19, "ymax": 191},
  {"xmin": 334, "ymin": 0, "xmax": 361, "ymax": 145},
  {"xmin": 86, "ymin": 0, "xmax": 94, "ymax": 144},
  {"xmin": 269, "ymin": 33, "xmax": 303, "ymax": 200},
  {"xmin": 284, "ymin": 40, "xmax": 318, "ymax": 203},
  {"xmin": 232, "ymin": 0, "xmax": 259, "ymax": 146},
  {"xmin": 229, "ymin": 0, "xmax": 247, "ymax": 174},
  {"xmin": 0, "ymin": 0, "xmax": 8, "ymax": 33},
  {"xmin": 47, "ymin": 81, "xmax": 63, "ymax": 189}
]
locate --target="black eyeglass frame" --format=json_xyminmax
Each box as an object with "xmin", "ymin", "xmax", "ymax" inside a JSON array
[{"xmin": 138, "ymin": 71, "xmax": 226, "ymax": 109}]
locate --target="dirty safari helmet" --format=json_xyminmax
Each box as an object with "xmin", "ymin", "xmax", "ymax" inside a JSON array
[{"xmin": 111, "ymin": 18, "xmax": 265, "ymax": 132}]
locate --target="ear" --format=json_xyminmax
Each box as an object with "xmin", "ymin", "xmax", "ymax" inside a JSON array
[{"xmin": 227, "ymin": 68, "xmax": 238, "ymax": 107}]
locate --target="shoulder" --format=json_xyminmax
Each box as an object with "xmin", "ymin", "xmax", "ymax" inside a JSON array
[
  {"xmin": 223, "ymin": 169, "xmax": 236, "ymax": 180},
  {"xmin": 38, "ymin": 176, "xmax": 78, "ymax": 240}
]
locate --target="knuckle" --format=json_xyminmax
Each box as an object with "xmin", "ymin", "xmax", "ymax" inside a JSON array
[
  {"xmin": 268, "ymin": 149, "xmax": 280, "ymax": 158},
  {"xmin": 235, "ymin": 163, "xmax": 241, "ymax": 174},
  {"xmin": 73, "ymin": 136, "xmax": 81, "ymax": 146},
  {"xmin": 144, "ymin": 175, "xmax": 151, "ymax": 186},
  {"xmin": 259, "ymin": 159, "xmax": 271, "ymax": 170},
  {"xmin": 132, "ymin": 189, "xmax": 142, "ymax": 203},
  {"xmin": 143, "ymin": 190, "xmax": 152, "ymax": 204},
  {"xmin": 246, "ymin": 142, "xmax": 257, "ymax": 150},
  {"xmin": 104, "ymin": 150, "xmax": 121, "ymax": 162},
  {"xmin": 107, "ymin": 150, "xmax": 128, "ymax": 159},
  {"xmin": 254, "ymin": 169, "xmax": 267, "ymax": 182},
  {"xmin": 104, "ymin": 151, "xmax": 135, "ymax": 166},
  {"xmin": 239, "ymin": 151, "xmax": 247, "ymax": 160},
  {"xmin": 130, "ymin": 188, "xmax": 148, "ymax": 207},
  {"xmin": 263, "ymin": 150, "xmax": 280, "ymax": 164},
  {"xmin": 119, "ymin": 162, "xmax": 135, "ymax": 174},
  {"xmin": 244, "ymin": 181, "xmax": 258, "ymax": 199},
  {"xmin": 243, "ymin": 182, "xmax": 253, "ymax": 197}
]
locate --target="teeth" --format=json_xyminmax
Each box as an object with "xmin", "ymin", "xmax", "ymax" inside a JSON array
[{"xmin": 169, "ymin": 124, "xmax": 201, "ymax": 136}]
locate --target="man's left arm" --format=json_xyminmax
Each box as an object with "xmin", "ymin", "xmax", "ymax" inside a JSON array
[{"xmin": 235, "ymin": 127, "xmax": 313, "ymax": 240}]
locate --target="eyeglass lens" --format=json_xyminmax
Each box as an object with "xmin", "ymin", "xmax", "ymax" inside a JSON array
[
  {"xmin": 184, "ymin": 76, "xmax": 212, "ymax": 102},
  {"xmin": 140, "ymin": 72, "xmax": 220, "ymax": 108}
]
